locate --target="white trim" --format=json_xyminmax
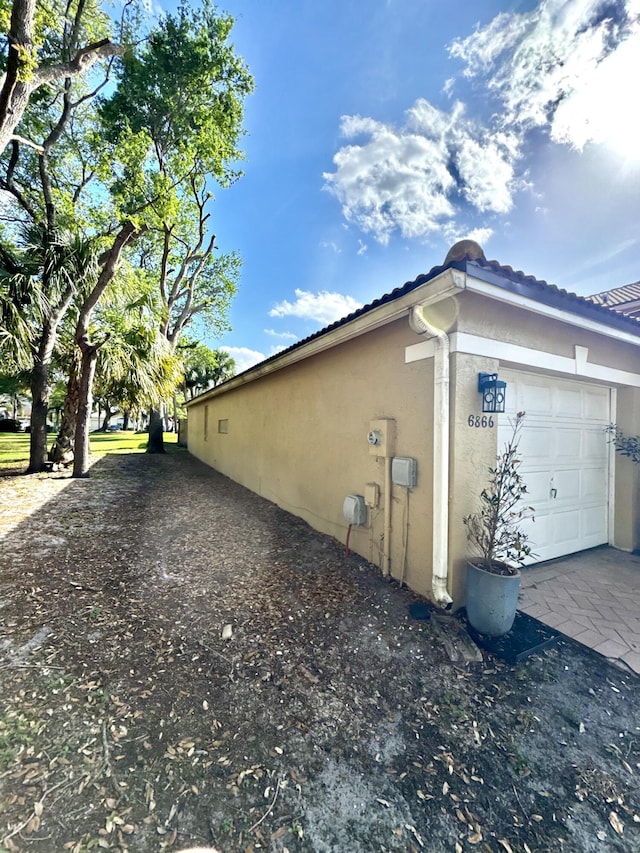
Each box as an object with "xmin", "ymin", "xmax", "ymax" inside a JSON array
[
  {"xmin": 608, "ymin": 387, "xmax": 617, "ymax": 547},
  {"xmin": 465, "ymin": 275, "xmax": 640, "ymax": 348},
  {"xmin": 188, "ymin": 270, "xmax": 461, "ymax": 406},
  {"xmin": 405, "ymin": 332, "xmax": 640, "ymax": 387},
  {"xmin": 405, "ymin": 339, "xmax": 437, "ymax": 363}
]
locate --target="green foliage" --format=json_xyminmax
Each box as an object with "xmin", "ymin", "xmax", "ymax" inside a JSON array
[
  {"xmin": 99, "ymin": 0, "xmax": 253, "ymax": 185},
  {"xmin": 0, "ymin": 227, "xmax": 98, "ymax": 369},
  {"xmin": 0, "ymin": 0, "xmax": 250, "ymax": 470},
  {"xmin": 605, "ymin": 425, "xmax": 640, "ymax": 463},
  {"xmin": 463, "ymin": 411, "xmax": 535, "ymax": 571},
  {"xmin": 182, "ymin": 343, "xmax": 235, "ymax": 397},
  {"xmin": 92, "ymin": 271, "xmax": 183, "ymax": 414}
]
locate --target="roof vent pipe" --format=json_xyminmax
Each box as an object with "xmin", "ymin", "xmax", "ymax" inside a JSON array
[{"xmin": 410, "ymin": 305, "xmax": 453, "ymax": 607}]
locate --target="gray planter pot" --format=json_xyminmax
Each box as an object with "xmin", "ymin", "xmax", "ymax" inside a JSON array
[{"xmin": 466, "ymin": 561, "xmax": 521, "ymax": 637}]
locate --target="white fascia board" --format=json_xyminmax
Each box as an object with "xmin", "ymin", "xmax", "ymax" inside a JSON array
[
  {"xmin": 186, "ymin": 269, "xmax": 461, "ymax": 407},
  {"xmin": 465, "ymin": 274, "xmax": 640, "ymax": 348},
  {"xmin": 406, "ymin": 331, "xmax": 640, "ymax": 387}
]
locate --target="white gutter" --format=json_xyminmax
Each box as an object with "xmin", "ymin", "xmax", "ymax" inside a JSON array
[
  {"xmin": 186, "ymin": 270, "xmax": 462, "ymax": 406},
  {"xmin": 409, "ymin": 305, "xmax": 453, "ymax": 607}
]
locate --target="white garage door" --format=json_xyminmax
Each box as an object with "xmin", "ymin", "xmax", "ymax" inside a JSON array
[{"xmin": 497, "ymin": 370, "xmax": 611, "ymax": 564}]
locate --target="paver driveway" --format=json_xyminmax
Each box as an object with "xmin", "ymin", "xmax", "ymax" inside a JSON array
[{"xmin": 518, "ymin": 548, "xmax": 640, "ymax": 675}]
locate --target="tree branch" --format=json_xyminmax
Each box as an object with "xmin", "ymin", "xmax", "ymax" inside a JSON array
[{"xmin": 32, "ymin": 39, "xmax": 124, "ymax": 88}]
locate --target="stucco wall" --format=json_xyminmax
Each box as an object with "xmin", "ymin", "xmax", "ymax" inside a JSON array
[
  {"xmin": 188, "ymin": 318, "xmax": 439, "ymax": 599},
  {"xmin": 452, "ymin": 290, "xmax": 640, "ymax": 558},
  {"xmin": 188, "ymin": 285, "xmax": 640, "ymax": 609}
]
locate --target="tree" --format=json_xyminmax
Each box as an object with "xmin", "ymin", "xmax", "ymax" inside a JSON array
[
  {"xmin": 0, "ymin": 0, "xmax": 127, "ymax": 471},
  {"xmin": 182, "ymin": 343, "xmax": 235, "ymax": 399},
  {"xmin": 0, "ymin": 0, "xmax": 251, "ymax": 471},
  {"xmin": 0, "ymin": 0, "xmax": 123, "ymax": 155},
  {"xmin": 98, "ymin": 0, "xmax": 252, "ymax": 454},
  {"xmin": 0, "ymin": 369, "xmax": 29, "ymax": 416}
]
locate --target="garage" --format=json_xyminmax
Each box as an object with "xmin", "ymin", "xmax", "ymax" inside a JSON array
[{"xmin": 498, "ymin": 370, "xmax": 612, "ymax": 563}]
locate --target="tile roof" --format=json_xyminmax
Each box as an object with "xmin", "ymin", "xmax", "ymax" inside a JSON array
[
  {"xmin": 586, "ymin": 282, "xmax": 640, "ymax": 314},
  {"xmin": 190, "ymin": 252, "xmax": 640, "ymax": 398},
  {"xmin": 251, "ymin": 255, "xmax": 640, "ymax": 371}
]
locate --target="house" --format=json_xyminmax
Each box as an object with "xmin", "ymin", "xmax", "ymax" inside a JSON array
[
  {"xmin": 185, "ymin": 241, "xmax": 640, "ymax": 608},
  {"xmin": 587, "ymin": 282, "xmax": 640, "ymax": 319}
]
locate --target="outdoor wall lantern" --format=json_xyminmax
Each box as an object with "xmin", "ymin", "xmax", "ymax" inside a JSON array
[{"xmin": 478, "ymin": 372, "xmax": 507, "ymax": 414}]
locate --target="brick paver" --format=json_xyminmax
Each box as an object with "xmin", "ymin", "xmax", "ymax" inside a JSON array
[{"xmin": 518, "ymin": 546, "xmax": 640, "ymax": 675}]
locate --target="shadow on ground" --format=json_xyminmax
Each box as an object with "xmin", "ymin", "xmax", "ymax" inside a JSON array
[{"xmin": 0, "ymin": 449, "xmax": 638, "ymax": 852}]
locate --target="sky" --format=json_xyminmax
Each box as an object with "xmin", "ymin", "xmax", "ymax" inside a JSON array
[{"xmin": 190, "ymin": 0, "xmax": 640, "ymax": 373}]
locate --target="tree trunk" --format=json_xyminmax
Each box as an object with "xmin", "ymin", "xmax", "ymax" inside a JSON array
[
  {"xmin": 122, "ymin": 409, "xmax": 130, "ymax": 430},
  {"xmin": 101, "ymin": 406, "xmax": 113, "ymax": 431},
  {"xmin": 49, "ymin": 355, "xmax": 80, "ymax": 464},
  {"xmin": 72, "ymin": 343, "xmax": 98, "ymax": 478},
  {"xmin": 52, "ymin": 221, "xmax": 143, "ymax": 472},
  {"xmin": 27, "ymin": 323, "xmax": 56, "ymax": 473},
  {"xmin": 146, "ymin": 408, "xmax": 165, "ymax": 454},
  {"xmin": 28, "ymin": 360, "xmax": 50, "ymax": 473}
]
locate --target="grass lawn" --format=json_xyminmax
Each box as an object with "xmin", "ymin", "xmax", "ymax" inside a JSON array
[{"xmin": 0, "ymin": 430, "xmax": 177, "ymax": 469}]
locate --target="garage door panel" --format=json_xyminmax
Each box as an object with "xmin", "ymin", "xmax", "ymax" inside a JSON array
[
  {"xmin": 555, "ymin": 388, "xmax": 582, "ymax": 418},
  {"xmin": 584, "ymin": 388, "xmax": 610, "ymax": 420},
  {"xmin": 520, "ymin": 514, "xmax": 547, "ymax": 551},
  {"xmin": 519, "ymin": 426, "xmax": 553, "ymax": 460},
  {"xmin": 582, "ymin": 467, "xmax": 607, "ymax": 500},
  {"xmin": 582, "ymin": 506, "xmax": 607, "ymax": 542},
  {"xmin": 518, "ymin": 383, "xmax": 553, "ymax": 414},
  {"xmin": 499, "ymin": 370, "xmax": 610, "ymax": 563},
  {"xmin": 584, "ymin": 429, "xmax": 608, "ymax": 459},
  {"xmin": 524, "ymin": 471, "xmax": 553, "ymax": 505},
  {"xmin": 551, "ymin": 510, "xmax": 580, "ymax": 546},
  {"xmin": 555, "ymin": 427, "xmax": 582, "ymax": 459},
  {"xmin": 553, "ymin": 469, "xmax": 580, "ymax": 503}
]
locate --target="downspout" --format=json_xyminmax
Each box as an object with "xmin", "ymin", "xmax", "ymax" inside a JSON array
[
  {"xmin": 383, "ymin": 455, "xmax": 392, "ymax": 576},
  {"xmin": 409, "ymin": 305, "xmax": 453, "ymax": 607}
]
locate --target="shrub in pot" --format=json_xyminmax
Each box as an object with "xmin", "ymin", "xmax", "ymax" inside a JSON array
[{"xmin": 463, "ymin": 411, "xmax": 534, "ymax": 636}]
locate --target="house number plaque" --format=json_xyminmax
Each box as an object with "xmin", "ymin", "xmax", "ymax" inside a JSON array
[{"xmin": 467, "ymin": 415, "xmax": 495, "ymax": 428}]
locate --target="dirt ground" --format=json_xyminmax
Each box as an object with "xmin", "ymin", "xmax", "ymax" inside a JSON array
[{"xmin": 0, "ymin": 447, "xmax": 639, "ymax": 853}]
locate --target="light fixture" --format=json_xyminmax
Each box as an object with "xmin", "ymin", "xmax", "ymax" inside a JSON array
[{"xmin": 478, "ymin": 372, "xmax": 506, "ymax": 414}]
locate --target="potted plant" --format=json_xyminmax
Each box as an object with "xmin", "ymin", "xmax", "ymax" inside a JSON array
[{"xmin": 463, "ymin": 411, "xmax": 534, "ymax": 637}]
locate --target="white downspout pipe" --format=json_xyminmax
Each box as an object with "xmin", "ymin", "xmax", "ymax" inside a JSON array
[
  {"xmin": 409, "ymin": 305, "xmax": 453, "ymax": 607},
  {"xmin": 383, "ymin": 455, "xmax": 392, "ymax": 577}
]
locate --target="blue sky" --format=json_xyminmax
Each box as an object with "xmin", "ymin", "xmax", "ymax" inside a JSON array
[{"xmin": 196, "ymin": 0, "xmax": 640, "ymax": 372}]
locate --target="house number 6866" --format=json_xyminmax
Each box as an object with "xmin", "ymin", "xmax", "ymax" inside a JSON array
[{"xmin": 468, "ymin": 415, "xmax": 494, "ymax": 428}]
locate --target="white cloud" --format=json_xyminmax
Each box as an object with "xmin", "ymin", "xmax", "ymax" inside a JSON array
[
  {"xmin": 269, "ymin": 345, "xmax": 288, "ymax": 356},
  {"xmin": 450, "ymin": 0, "xmax": 640, "ymax": 157},
  {"xmin": 220, "ymin": 346, "xmax": 265, "ymax": 374},
  {"xmin": 323, "ymin": 100, "xmax": 519, "ymax": 243},
  {"xmin": 320, "ymin": 241, "xmax": 342, "ymax": 253},
  {"xmin": 270, "ymin": 289, "xmax": 363, "ymax": 325},
  {"xmin": 324, "ymin": 0, "xmax": 640, "ymax": 245},
  {"xmin": 357, "ymin": 239, "xmax": 368, "ymax": 256},
  {"xmin": 264, "ymin": 328, "xmax": 298, "ymax": 341}
]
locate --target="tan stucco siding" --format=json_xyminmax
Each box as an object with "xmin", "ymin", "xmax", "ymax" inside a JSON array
[
  {"xmin": 453, "ymin": 292, "xmax": 640, "ymax": 560},
  {"xmin": 613, "ymin": 386, "xmax": 640, "ymax": 552},
  {"xmin": 447, "ymin": 350, "xmax": 502, "ymax": 604},
  {"xmin": 188, "ymin": 319, "xmax": 438, "ymax": 599},
  {"xmin": 458, "ymin": 291, "xmax": 640, "ymax": 370}
]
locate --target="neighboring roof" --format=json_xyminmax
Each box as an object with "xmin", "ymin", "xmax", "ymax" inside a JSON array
[
  {"xmin": 587, "ymin": 282, "xmax": 640, "ymax": 318},
  {"xmin": 188, "ymin": 249, "xmax": 640, "ymax": 404}
]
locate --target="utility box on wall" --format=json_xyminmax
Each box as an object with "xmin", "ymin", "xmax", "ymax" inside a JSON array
[
  {"xmin": 343, "ymin": 494, "xmax": 367, "ymax": 526},
  {"xmin": 392, "ymin": 456, "xmax": 418, "ymax": 488},
  {"xmin": 367, "ymin": 418, "xmax": 396, "ymax": 457}
]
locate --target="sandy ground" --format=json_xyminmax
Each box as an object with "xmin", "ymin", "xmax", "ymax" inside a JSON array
[{"xmin": 0, "ymin": 447, "xmax": 639, "ymax": 853}]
